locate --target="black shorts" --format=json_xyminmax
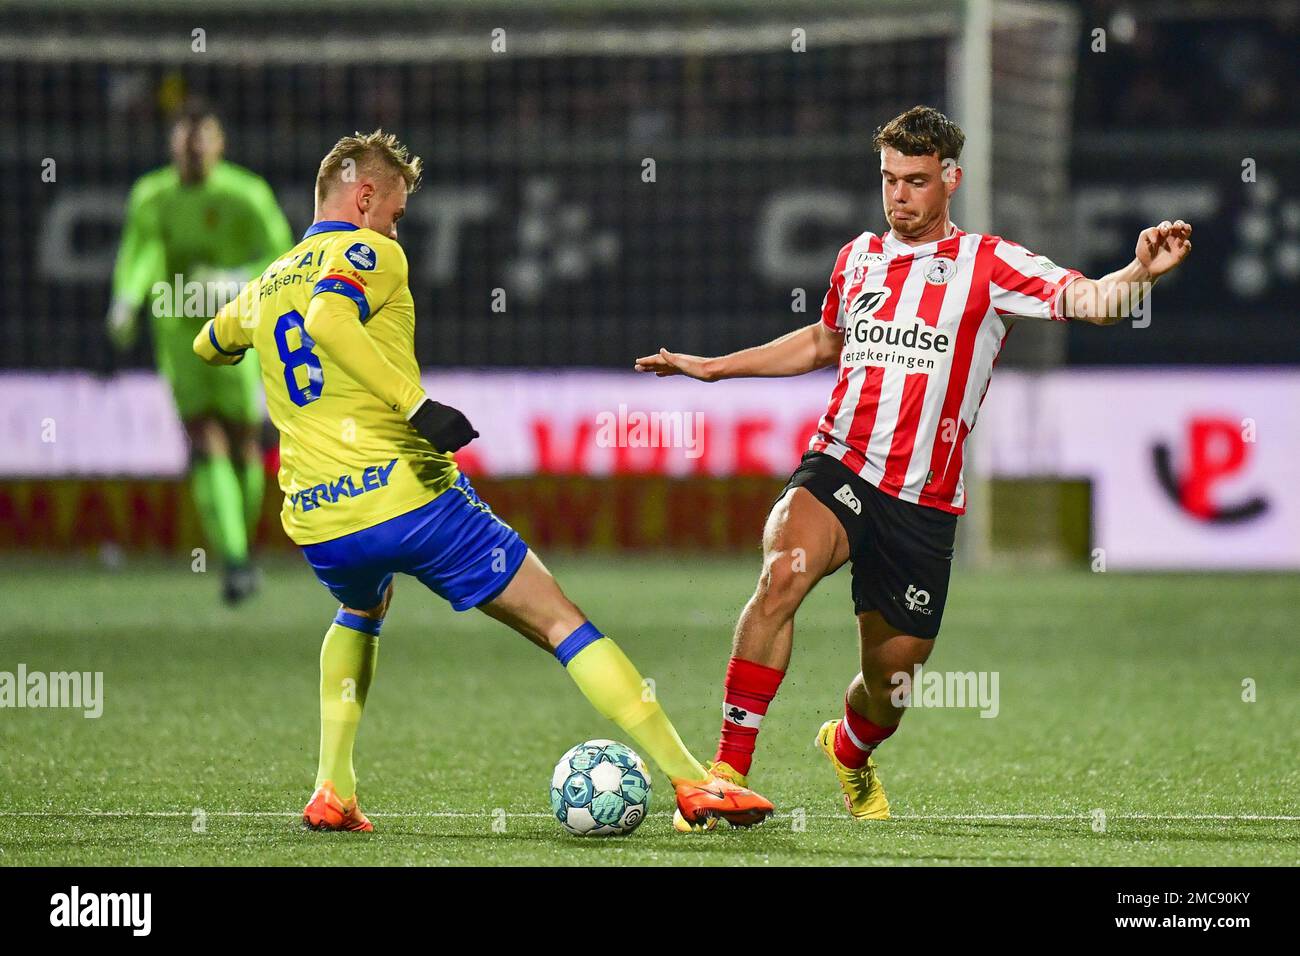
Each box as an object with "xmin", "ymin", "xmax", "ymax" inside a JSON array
[{"xmin": 780, "ymin": 451, "xmax": 958, "ymax": 639}]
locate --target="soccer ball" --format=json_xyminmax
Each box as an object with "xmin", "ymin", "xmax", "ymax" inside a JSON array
[{"xmin": 550, "ymin": 739, "xmax": 652, "ymax": 836}]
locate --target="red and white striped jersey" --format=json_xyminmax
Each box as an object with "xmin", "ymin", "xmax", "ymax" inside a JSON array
[{"xmin": 810, "ymin": 225, "xmax": 1082, "ymax": 514}]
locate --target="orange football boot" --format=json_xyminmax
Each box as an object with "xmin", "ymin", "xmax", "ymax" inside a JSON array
[
  {"xmin": 302, "ymin": 780, "xmax": 374, "ymax": 832},
  {"xmin": 674, "ymin": 774, "xmax": 774, "ymax": 829}
]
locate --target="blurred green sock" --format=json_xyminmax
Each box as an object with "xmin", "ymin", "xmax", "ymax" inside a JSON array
[
  {"xmin": 238, "ymin": 456, "xmax": 266, "ymax": 544},
  {"xmin": 191, "ymin": 456, "xmax": 249, "ymax": 565}
]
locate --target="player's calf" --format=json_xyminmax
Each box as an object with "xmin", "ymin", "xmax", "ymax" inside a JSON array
[
  {"xmin": 857, "ymin": 617, "xmax": 935, "ymax": 725},
  {"xmin": 306, "ymin": 587, "xmax": 391, "ymax": 827},
  {"xmin": 816, "ymin": 617, "xmax": 934, "ymax": 820},
  {"xmin": 715, "ymin": 487, "xmax": 849, "ymax": 777}
]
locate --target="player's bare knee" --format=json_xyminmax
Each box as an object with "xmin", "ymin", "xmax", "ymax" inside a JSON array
[
  {"xmin": 754, "ymin": 551, "xmax": 811, "ymax": 620},
  {"xmin": 483, "ymin": 554, "xmax": 586, "ymax": 648}
]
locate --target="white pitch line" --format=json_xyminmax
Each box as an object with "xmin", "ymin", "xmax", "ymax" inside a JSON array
[{"xmin": 10, "ymin": 811, "xmax": 1300, "ymax": 821}]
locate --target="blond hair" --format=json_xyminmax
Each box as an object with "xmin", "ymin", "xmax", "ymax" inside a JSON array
[{"xmin": 315, "ymin": 129, "xmax": 423, "ymax": 202}]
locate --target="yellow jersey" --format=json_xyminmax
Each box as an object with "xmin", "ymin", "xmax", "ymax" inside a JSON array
[{"xmin": 195, "ymin": 220, "xmax": 458, "ymax": 545}]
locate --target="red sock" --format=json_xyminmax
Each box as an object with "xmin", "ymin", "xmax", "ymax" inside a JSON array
[
  {"xmin": 714, "ymin": 657, "xmax": 785, "ymax": 776},
  {"xmin": 833, "ymin": 697, "xmax": 897, "ymax": 769}
]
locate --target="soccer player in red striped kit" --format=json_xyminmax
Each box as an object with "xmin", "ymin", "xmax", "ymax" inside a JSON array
[{"xmin": 635, "ymin": 105, "xmax": 1192, "ymax": 826}]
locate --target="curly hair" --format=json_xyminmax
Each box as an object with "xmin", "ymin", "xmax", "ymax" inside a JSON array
[{"xmin": 873, "ymin": 105, "xmax": 965, "ymax": 162}]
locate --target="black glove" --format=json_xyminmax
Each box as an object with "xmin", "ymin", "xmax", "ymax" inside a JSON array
[{"xmin": 409, "ymin": 399, "xmax": 479, "ymax": 453}]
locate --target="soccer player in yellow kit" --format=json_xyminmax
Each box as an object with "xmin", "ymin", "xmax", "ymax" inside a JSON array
[{"xmin": 194, "ymin": 130, "xmax": 773, "ymax": 832}]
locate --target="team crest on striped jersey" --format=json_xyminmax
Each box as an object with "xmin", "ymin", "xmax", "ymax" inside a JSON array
[{"xmin": 924, "ymin": 257, "xmax": 956, "ymax": 285}]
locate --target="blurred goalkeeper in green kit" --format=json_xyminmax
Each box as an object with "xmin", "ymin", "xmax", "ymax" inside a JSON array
[{"xmin": 107, "ymin": 101, "xmax": 293, "ymax": 603}]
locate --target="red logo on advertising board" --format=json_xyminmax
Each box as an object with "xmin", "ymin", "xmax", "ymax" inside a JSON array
[{"xmin": 1152, "ymin": 416, "xmax": 1267, "ymax": 523}]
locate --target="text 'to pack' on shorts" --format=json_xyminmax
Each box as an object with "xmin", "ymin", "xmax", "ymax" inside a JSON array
[
  {"xmin": 301, "ymin": 473, "xmax": 529, "ymax": 613},
  {"xmin": 779, "ymin": 451, "xmax": 957, "ymax": 639}
]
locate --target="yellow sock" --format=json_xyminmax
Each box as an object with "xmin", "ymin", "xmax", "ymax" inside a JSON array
[
  {"xmin": 558, "ymin": 623, "xmax": 707, "ymax": 785},
  {"xmin": 316, "ymin": 612, "xmax": 381, "ymax": 800}
]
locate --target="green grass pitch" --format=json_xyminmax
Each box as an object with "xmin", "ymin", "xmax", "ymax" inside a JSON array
[{"xmin": 0, "ymin": 555, "xmax": 1296, "ymax": 866}]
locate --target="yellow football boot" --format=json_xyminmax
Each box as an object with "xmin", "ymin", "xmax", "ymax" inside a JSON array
[{"xmin": 815, "ymin": 719, "xmax": 890, "ymax": 820}]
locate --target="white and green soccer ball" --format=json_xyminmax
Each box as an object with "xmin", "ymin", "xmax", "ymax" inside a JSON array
[{"xmin": 550, "ymin": 739, "xmax": 652, "ymax": 836}]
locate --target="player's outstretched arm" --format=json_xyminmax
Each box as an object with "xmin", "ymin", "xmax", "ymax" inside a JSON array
[
  {"xmin": 193, "ymin": 279, "xmax": 258, "ymax": 366},
  {"xmin": 633, "ymin": 321, "xmax": 841, "ymax": 382},
  {"xmin": 302, "ymin": 296, "xmax": 478, "ymax": 452},
  {"xmin": 1064, "ymin": 219, "xmax": 1192, "ymax": 325}
]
